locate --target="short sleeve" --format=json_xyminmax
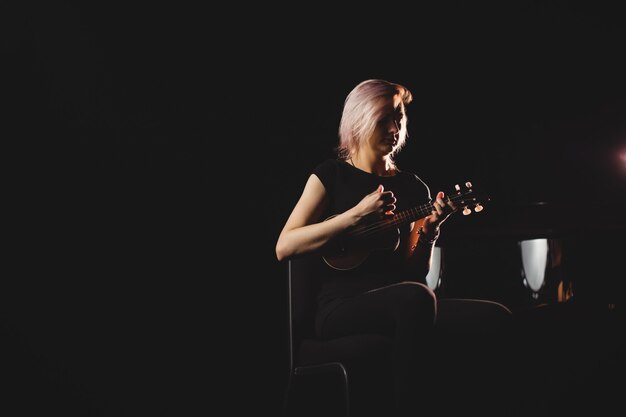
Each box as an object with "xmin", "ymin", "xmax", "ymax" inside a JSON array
[{"xmin": 312, "ymin": 158, "xmax": 338, "ymax": 195}]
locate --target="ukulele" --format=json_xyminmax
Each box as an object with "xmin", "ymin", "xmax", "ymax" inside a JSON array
[{"xmin": 322, "ymin": 181, "xmax": 485, "ymax": 270}]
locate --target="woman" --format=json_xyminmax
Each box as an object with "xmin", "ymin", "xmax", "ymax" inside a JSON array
[{"xmin": 276, "ymin": 79, "xmax": 458, "ymax": 415}]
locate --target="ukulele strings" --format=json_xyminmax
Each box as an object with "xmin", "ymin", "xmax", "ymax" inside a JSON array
[{"xmin": 346, "ymin": 193, "xmax": 472, "ymax": 239}]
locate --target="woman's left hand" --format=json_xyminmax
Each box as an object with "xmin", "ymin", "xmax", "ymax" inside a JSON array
[{"xmin": 422, "ymin": 191, "xmax": 457, "ymax": 236}]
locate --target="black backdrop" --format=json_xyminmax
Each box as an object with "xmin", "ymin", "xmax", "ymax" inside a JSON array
[{"xmin": 3, "ymin": 2, "xmax": 626, "ymax": 416}]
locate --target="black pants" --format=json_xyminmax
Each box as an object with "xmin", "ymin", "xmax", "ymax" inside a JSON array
[
  {"xmin": 317, "ymin": 281, "xmax": 437, "ymax": 416},
  {"xmin": 317, "ymin": 283, "xmax": 514, "ymax": 416}
]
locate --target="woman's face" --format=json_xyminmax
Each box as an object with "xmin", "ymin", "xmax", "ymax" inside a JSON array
[{"xmin": 367, "ymin": 96, "xmax": 405, "ymax": 156}]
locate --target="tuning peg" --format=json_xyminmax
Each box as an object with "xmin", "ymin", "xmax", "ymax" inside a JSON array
[
  {"xmin": 454, "ymin": 184, "xmax": 460, "ymax": 192},
  {"xmin": 462, "ymin": 206, "xmax": 472, "ymax": 216},
  {"xmin": 474, "ymin": 203, "xmax": 483, "ymax": 212},
  {"xmin": 465, "ymin": 181, "xmax": 472, "ymax": 188}
]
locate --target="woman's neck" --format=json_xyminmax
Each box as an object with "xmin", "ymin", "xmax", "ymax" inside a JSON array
[{"xmin": 349, "ymin": 154, "xmax": 394, "ymax": 177}]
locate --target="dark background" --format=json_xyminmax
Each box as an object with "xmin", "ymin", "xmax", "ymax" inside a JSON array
[{"xmin": 2, "ymin": 2, "xmax": 625, "ymax": 416}]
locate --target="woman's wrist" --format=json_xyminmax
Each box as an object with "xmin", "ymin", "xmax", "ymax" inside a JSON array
[{"xmin": 418, "ymin": 225, "xmax": 439, "ymax": 244}]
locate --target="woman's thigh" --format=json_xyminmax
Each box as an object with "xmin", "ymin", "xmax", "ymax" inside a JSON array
[{"xmin": 319, "ymin": 281, "xmax": 436, "ymax": 339}]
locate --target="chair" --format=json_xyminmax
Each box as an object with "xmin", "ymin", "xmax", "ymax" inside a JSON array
[
  {"xmin": 282, "ymin": 255, "xmax": 393, "ymax": 417},
  {"xmin": 282, "ymin": 254, "xmax": 515, "ymax": 417}
]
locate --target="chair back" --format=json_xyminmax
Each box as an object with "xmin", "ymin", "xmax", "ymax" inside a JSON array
[{"xmin": 287, "ymin": 254, "xmax": 324, "ymax": 367}]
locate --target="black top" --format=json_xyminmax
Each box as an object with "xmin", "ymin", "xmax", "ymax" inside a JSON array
[{"xmin": 312, "ymin": 159, "xmax": 433, "ymax": 324}]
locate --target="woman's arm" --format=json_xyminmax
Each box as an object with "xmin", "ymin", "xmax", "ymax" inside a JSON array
[
  {"xmin": 276, "ymin": 175, "xmax": 395, "ymax": 262},
  {"xmin": 403, "ymin": 191, "xmax": 456, "ymax": 278},
  {"xmin": 276, "ymin": 174, "xmax": 356, "ymax": 261}
]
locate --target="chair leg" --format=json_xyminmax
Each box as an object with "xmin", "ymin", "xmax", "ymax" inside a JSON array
[
  {"xmin": 284, "ymin": 367, "xmax": 352, "ymax": 416},
  {"xmin": 282, "ymin": 374, "xmax": 293, "ymax": 417},
  {"xmin": 339, "ymin": 366, "xmax": 350, "ymax": 417}
]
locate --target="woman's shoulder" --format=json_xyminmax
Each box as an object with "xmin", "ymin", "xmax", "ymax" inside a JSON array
[{"xmin": 312, "ymin": 158, "xmax": 346, "ymax": 176}]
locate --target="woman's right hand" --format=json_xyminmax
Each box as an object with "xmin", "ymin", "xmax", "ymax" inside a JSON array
[{"xmin": 353, "ymin": 184, "xmax": 396, "ymax": 222}]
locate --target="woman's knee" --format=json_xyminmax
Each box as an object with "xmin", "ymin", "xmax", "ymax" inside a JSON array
[{"xmin": 393, "ymin": 282, "xmax": 437, "ymax": 319}]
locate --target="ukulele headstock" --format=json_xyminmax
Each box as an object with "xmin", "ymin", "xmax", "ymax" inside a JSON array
[{"xmin": 453, "ymin": 181, "xmax": 487, "ymax": 216}]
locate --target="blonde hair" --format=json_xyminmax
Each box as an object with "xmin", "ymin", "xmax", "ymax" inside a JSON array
[{"xmin": 337, "ymin": 79, "xmax": 413, "ymax": 169}]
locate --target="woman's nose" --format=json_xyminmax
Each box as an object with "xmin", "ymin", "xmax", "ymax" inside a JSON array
[{"xmin": 392, "ymin": 119, "xmax": 400, "ymax": 132}]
